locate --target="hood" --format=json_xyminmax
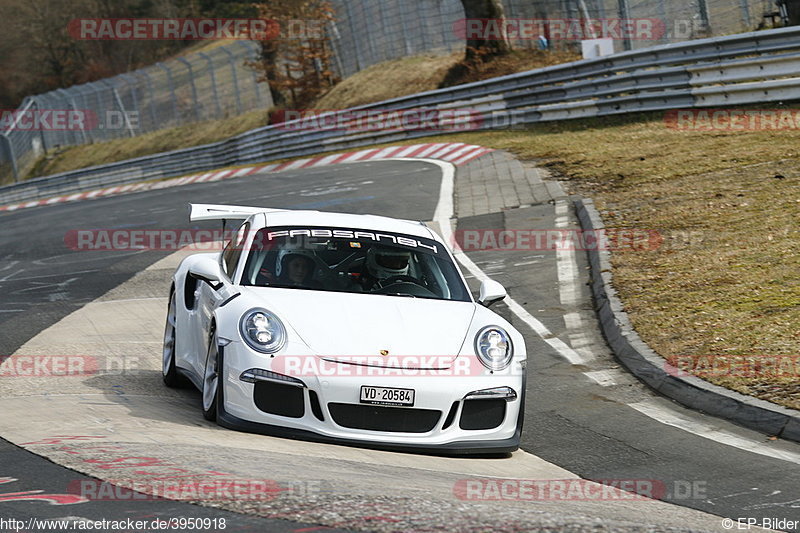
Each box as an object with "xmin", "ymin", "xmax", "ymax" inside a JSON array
[{"xmin": 240, "ymin": 287, "xmax": 476, "ymax": 368}]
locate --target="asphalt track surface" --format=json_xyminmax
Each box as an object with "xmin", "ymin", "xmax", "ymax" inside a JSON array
[{"xmin": 0, "ymin": 159, "xmax": 799, "ymax": 531}]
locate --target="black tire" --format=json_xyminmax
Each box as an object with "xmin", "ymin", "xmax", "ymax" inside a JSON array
[
  {"xmin": 202, "ymin": 325, "xmax": 221, "ymax": 422},
  {"xmin": 162, "ymin": 289, "xmax": 182, "ymax": 387}
]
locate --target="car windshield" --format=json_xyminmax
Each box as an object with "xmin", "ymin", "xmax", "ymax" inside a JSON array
[{"xmin": 240, "ymin": 226, "xmax": 471, "ymax": 302}]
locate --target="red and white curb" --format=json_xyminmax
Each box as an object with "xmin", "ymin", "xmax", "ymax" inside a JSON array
[{"xmin": 0, "ymin": 143, "xmax": 493, "ymax": 213}]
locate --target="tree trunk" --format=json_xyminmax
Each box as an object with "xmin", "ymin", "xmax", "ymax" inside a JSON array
[{"xmin": 460, "ymin": 0, "xmax": 511, "ymax": 61}]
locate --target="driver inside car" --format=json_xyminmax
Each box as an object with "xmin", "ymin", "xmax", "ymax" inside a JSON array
[
  {"xmin": 360, "ymin": 247, "xmax": 413, "ymax": 291},
  {"xmin": 275, "ymin": 250, "xmax": 322, "ymax": 289}
]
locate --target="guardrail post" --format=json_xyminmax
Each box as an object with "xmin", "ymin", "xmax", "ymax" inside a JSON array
[
  {"xmin": 617, "ymin": 0, "xmax": 632, "ymax": 50},
  {"xmin": 118, "ymin": 74, "xmax": 142, "ymax": 134},
  {"xmin": 31, "ymin": 99, "xmax": 48, "ymax": 155},
  {"xmin": 219, "ymin": 45, "xmax": 243, "ymax": 114},
  {"xmin": 156, "ymin": 62, "xmax": 179, "ymax": 124},
  {"xmin": 112, "ymin": 88, "xmax": 136, "ymax": 137},
  {"xmin": 739, "ymin": 0, "xmax": 752, "ymax": 28},
  {"xmin": 326, "ymin": 21, "xmax": 346, "ymax": 79},
  {"xmin": 87, "ymin": 81, "xmax": 109, "ymax": 142},
  {"xmin": 0, "ymin": 133, "xmax": 19, "ymax": 183},
  {"xmin": 137, "ymin": 71, "xmax": 158, "ymax": 133},
  {"xmin": 66, "ymin": 94, "xmax": 88, "ymax": 145},
  {"xmin": 698, "ymin": 0, "xmax": 710, "ymax": 30},
  {"xmin": 73, "ymin": 86, "xmax": 96, "ymax": 144},
  {"xmin": 197, "ymin": 51, "xmax": 222, "ymax": 118},
  {"xmin": 176, "ymin": 57, "xmax": 201, "ymax": 122},
  {"xmin": 54, "ymin": 89, "xmax": 77, "ymax": 147},
  {"xmin": 236, "ymin": 41, "xmax": 266, "ymax": 109},
  {"xmin": 343, "ymin": 1, "xmax": 363, "ymax": 73}
]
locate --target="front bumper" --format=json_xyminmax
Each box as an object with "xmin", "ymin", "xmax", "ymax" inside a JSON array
[{"xmin": 218, "ymin": 342, "xmax": 526, "ymax": 455}]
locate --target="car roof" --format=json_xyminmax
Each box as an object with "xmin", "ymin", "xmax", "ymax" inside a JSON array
[{"xmin": 259, "ymin": 210, "xmax": 438, "ymax": 241}]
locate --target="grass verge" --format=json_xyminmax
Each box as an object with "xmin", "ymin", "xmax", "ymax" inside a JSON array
[
  {"xmin": 421, "ymin": 116, "xmax": 799, "ymax": 411},
  {"xmin": 24, "ymin": 109, "xmax": 272, "ymax": 180}
]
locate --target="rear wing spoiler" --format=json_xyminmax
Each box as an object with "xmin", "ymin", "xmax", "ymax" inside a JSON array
[{"xmin": 189, "ymin": 204, "xmax": 285, "ymax": 222}]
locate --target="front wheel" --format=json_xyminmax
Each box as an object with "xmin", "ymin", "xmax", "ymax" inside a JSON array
[
  {"xmin": 162, "ymin": 290, "xmax": 181, "ymax": 387},
  {"xmin": 202, "ymin": 325, "xmax": 221, "ymax": 421}
]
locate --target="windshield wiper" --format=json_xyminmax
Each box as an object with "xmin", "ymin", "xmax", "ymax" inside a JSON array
[{"xmin": 385, "ymin": 292, "xmax": 416, "ymax": 298}]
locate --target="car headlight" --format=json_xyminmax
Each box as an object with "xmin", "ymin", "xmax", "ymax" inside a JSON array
[
  {"xmin": 474, "ymin": 326, "xmax": 513, "ymax": 371},
  {"xmin": 239, "ymin": 308, "xmax": 286, "ymax": 354}
]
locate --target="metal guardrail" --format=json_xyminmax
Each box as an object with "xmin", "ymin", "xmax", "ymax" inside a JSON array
[{"xmin": 2, "ymin": 25, "xmax": 800, "ymax": 205}]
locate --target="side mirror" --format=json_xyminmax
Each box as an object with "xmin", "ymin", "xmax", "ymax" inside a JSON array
[
  {"xmin": 188, "ymin": 256, "xmax": 222, "ymax": 284},
  {"xmin": 478, "ymin": 279, "xmax": 507, "ymax": 308}
]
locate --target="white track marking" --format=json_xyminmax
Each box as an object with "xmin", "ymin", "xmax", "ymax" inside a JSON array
[
  {"xmin": 414, "ymin": 158, "xmax": 588, "ymax": 366},
  {"xmin": 584, "ymin": 370, "xmax": 622, "ymax": 387},
  {"xmin": 372, "ymin": 147, "xmax": 404, "ymax": 159},
  {"xmin": 311, "ymin": 154, "xmax": 345, "ymax": 167},
  {"xmin": 413, "ymin": 143, "xmax": 448, "ymax": 158},
  {"xmin": 453, "ymin": 147, "xmax": 492, "ymax": 166},
  {"xmin": 428, "ymin": 143, "xmax": 465, "ymax": 159},
  {"xmin": 554, "ymin": 200, "xmax": 594, "ymax": 363},
  {"xmin": 391, "ymin": 145, "xmax": 424, "ymax": 158},
  {"xmin": 255, "ymin": 164, "xmax": 279, "ymax": 174},
  {"xmin": 563, "ymin": 311, "xmax": 583, "ymax": 330},
  {"xmin": 629, "ymin": 400, "xmax": 800, "ymax": 465},
  {"xmin": 338, "ymin": 149, "xmax": 377, "ymax": 163},
  {"xmin": 512, "ymin": 257, "xmax": 544, "ymax": 267},
  {"xmin": 282, "ymin": 159, "xmax": 310, "ymax": 171},
  {"xmin": 554, "ymin": 200, "xmax": 582, "ymax": 308},
  {"xmin": 441, "ymin": 145, "xmax": 479, "ymax": 161}
]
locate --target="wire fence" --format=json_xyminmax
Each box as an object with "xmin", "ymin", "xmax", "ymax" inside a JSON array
[
  {"xmin": 0, "ymin": 41, "xmax": 272, "ymax": 184},
  {"xmin": 326, "ymin": 0, "xmax": 466, "ymax": 77},
  {"xmin": 326, "ymin": 0, "xmax": 779, "ymax": 78}
]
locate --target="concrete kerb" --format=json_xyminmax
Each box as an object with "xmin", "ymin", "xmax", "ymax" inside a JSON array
[{"xmin": 575, "ymin": 197, "xmax": 800, "ymax": 443}]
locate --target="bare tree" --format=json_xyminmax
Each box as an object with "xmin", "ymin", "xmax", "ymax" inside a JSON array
[
  {"xmin": 250, "ymin": 0, "xmax": 338, "ymax": 109},
  {"xmin": 459, "ymin": 0, "xmax": 511, "ymax": 61},
  {"xmin": 440, "ymin": 0, "xmax": 512, "ymax": 88}
]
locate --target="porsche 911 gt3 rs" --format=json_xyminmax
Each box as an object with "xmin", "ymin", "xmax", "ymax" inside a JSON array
[{"xmin": 162, "ymin": 204, "xmax": 526, "ymax": 454}]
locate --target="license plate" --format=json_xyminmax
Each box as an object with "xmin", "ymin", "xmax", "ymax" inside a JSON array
[{"xmin": 360, "ymin": 386, "xmax": 415, "ymax": 407}]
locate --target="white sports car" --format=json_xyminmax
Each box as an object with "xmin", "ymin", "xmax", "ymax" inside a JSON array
[{"xmin": 162, "ymin": 204, "xmax": 526, "ymax": 454}]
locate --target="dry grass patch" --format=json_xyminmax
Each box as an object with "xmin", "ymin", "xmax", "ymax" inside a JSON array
[
  {"xmin": 426, "ymin": 116, "xmax": 799, "ymax": 409},
  {"xmin": 440, "ymin": 49, "xmax": 581, "ymax": 87},
  {"xmin": 315, "ymin": 53, "xmax": 461, "ymax": 109},
  {"xmin": 315, "ymin": 49, "xmax": 580, "ymax": 109},
  {"xmin": 25, "ymin": 109, "xmax": 272, "ymax": 179}
]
